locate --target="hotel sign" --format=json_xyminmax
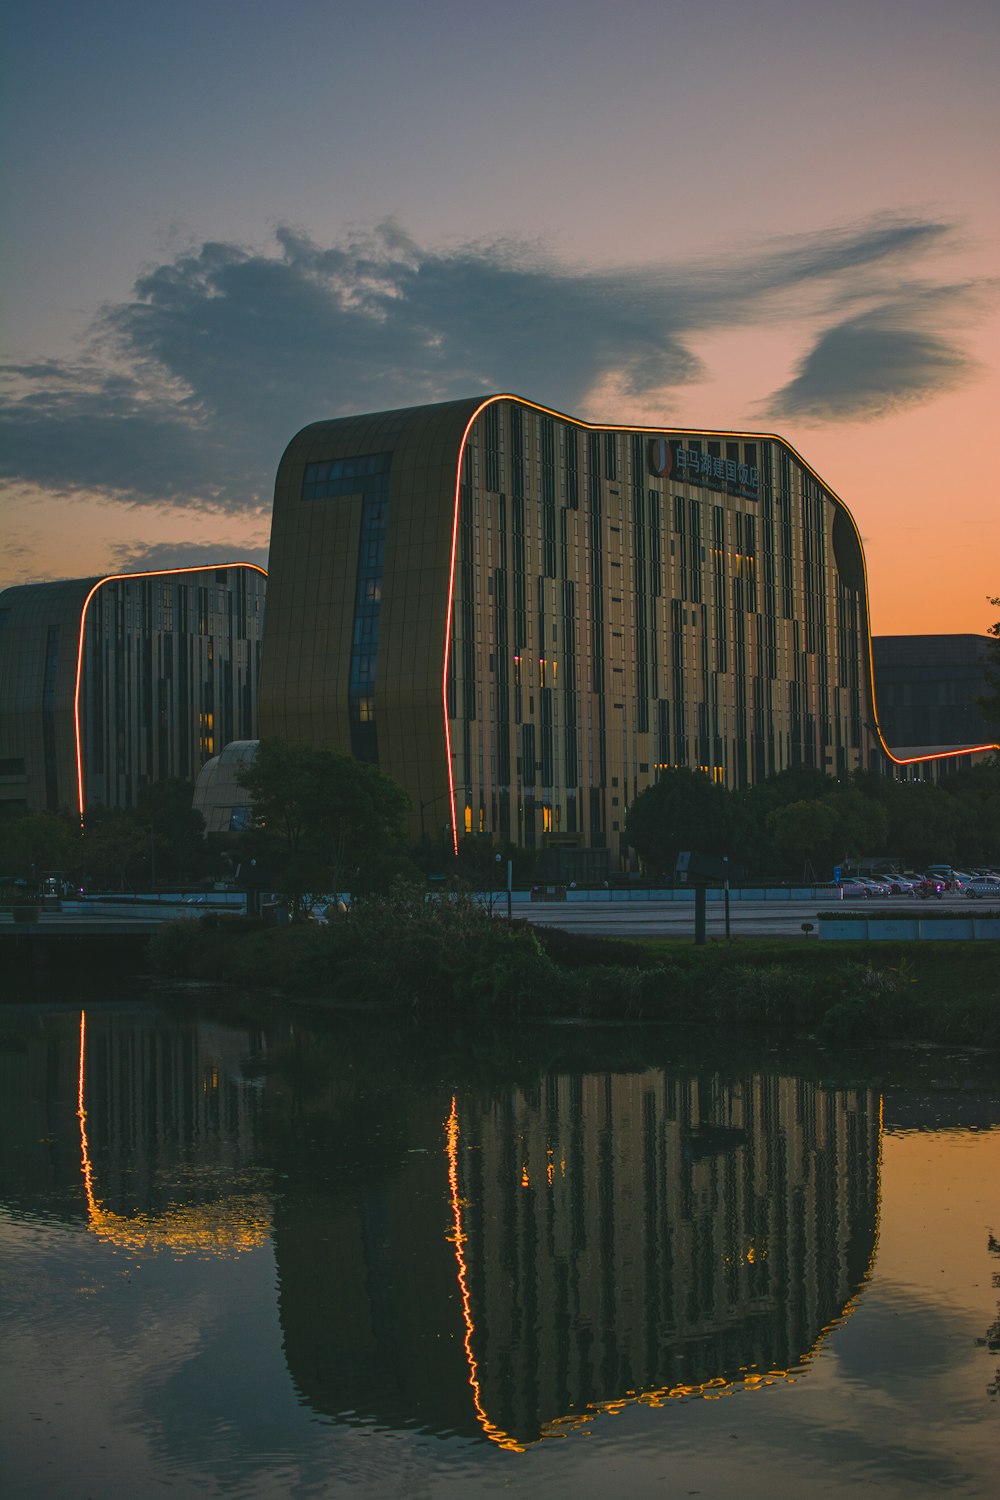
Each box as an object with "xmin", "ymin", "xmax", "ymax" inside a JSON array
[{"xmin": 649, "ymin": 437, "xmax": 760, "ymax": 501}]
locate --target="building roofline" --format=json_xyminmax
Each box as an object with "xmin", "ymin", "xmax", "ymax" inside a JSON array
[{"xmin": 71, "ymin": 563, "xmax": 268, "ymax": 822}]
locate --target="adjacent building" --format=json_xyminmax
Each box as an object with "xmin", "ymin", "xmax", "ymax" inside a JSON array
[
  {"xmin": 872, "ymin": 634, "xmax": 996, "ymax": 762},
  {"xmin": 0, "ymin": 565, "xmax": 266, "ymax": 817},
  {"xmin": 260, "ymin": 394, "xmax": 880, "ymax": 858}
]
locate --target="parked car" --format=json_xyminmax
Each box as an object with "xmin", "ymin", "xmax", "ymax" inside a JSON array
[
  {"xmin": 836, "ymin": 878, "xmax": 871, "ymax": 899},
  {"xmin": 868, "ymin": 874, "xmax": 914, "ymax": 895},
  {"xmin": 965, "ymin": 880, "xmax": 1000, "ymax": 900}
]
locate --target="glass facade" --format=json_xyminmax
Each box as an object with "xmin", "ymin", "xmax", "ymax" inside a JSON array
[
  {"xmin": 0, "ymin": 565, "xmax": 266, "ymax": 817},
  {"xmin": 260, "ymin": 396, "xmax": 880, "ymax": 861},
  {"xmin": 450, "ymin": 404, "xmax": 871, "ymax": 860},
  {"xmin": 303, "ymin": 453, "xmax": 393, "ymax": 763}
]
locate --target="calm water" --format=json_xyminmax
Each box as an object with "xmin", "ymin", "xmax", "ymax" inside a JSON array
[{"xmin": 1, "ymin": 996, "xmax": 997, "ymax": 1499}]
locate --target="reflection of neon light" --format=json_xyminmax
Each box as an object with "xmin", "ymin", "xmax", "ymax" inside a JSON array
[
  {"xmin": 445, "ymin": 1097, "xmax": 524, "ymax": 1451},
  {"xmin": 443, "ymin": 1085, "xmax": 884, "ymax": 1443},
  {"xmin": 72, "ymin": 564, "xmax": 268, "ymax": 822},
  {"xmin": 76, "ymin": 1008, "xmax": 269, "ymax": 1256},
  {"xmin": 77, "ymin": 1011, "xmax": 97, "ymax": 1214}
]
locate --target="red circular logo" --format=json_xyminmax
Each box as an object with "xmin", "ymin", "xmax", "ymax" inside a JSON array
[{"xmin": 648, "ymin": 437, "xmax": 672, "ymax": 478}]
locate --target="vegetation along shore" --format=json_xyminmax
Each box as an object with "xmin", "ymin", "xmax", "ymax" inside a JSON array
[{"xmin": 149, "ymin": 892, "xmax": 1000, "ymax": 1049}]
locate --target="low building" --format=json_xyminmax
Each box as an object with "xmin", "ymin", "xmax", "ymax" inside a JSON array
[
  {"xmin": 872, "ymin": 634, "xmax": 996, "ymax": 764},
  {"xmin": 0, "ymin": 565, "xmax": 266, "ymax": 817},
  {"xmin": 191, "ymin": 739, "xmax": 258, "ymax": 835}
]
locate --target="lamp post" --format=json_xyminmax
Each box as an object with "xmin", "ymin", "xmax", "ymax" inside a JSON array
[
  {"xmin": 419, "ymin": 789, "xmax": 452, "ymax": 840},
  {"xmin": 487, "ymin": 851, "xmax": 503, "ymax": 916}
]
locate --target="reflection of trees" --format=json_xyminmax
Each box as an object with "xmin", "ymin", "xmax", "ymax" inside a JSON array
[
  {"xmin": 270, "ymin": 1038, "xmax": 881, "ymax": 1446},
  {"xmin": 252, "ymin": 1023, "xmax": 416, "ymax": 1196}
]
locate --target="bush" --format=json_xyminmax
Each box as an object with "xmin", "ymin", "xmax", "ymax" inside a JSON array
[
  {"xmin": 529, "ymin": 924, "xmax": 648, "ymax": 970},
  {"xmin": 146, "ymin": 901, "xmax": 1000, "ymax": 1047},
  {"xmin": 287, "ymin": 892, "xmax": 567, "ymax": 1015}
]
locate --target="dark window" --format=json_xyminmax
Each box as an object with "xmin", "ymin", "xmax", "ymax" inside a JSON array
[{"xmin": 302, "ymin": 451, "xmax": 392, "ymax": 500}]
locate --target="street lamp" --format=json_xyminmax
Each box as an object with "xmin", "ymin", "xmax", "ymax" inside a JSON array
[
  {"xmin": 419, "ymin": 789, "xmax": 452, "ymax": 839},
  {"xmin": 487, "ymin": 851, "xmax": 502, "ymax": 916}
]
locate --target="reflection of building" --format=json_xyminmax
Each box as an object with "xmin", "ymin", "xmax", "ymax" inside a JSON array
[
  {"xmin": 455, "ymin": 1072, "xmax": 878, "ymax": 1442},
  {"xmin": 0, "ymin": 1007, "xmax": 271, "ymax": 1255},
  {"xmin": 872, "ymin": 634, "xmax": 996, "ymax": 769},
  {"xmin": 274, "ymin": 1067, "xmax": 880, "ymax": 1446},
  {"xmin": 0, "ymin": 564, "xmax": 266, "ymax": 817},
  {"xmin": 260, "ymin": 397, "xmax": 882, "ymax": 860}
]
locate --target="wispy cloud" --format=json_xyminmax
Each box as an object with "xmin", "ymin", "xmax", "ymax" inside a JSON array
[
  {"xmin": 108, "ymin": 540, "xmax": 270, "ymax": 575},
  {"xmin": 0, "ymin": 215, "xmax": 987, "ymax": 516}
]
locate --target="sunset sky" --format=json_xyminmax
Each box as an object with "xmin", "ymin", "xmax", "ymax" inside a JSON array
[{"xmin": 2, "ymin": 0, "xmax": 997, "ymax": 635}]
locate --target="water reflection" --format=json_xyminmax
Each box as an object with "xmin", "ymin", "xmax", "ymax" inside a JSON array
[
  {"xmin": 76, "ymin": 1010, "xmax": 271, "ymax": 1254},
  {"xmin": 273, "ymin": 1055, "xmax": 879, "ymax": 1447},
  {"xmin": 0, "ymin": 1006, "xmax": 881, "ymax": 1450},
  {"xmin": 0, "ymin": 1005, "xmax": 271, "ymax": 1253}
]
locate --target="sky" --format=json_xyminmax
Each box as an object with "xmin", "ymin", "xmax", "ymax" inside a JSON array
[{"xmin": 1, "ymin": 0, "xmax": 998, "ymax": 635}]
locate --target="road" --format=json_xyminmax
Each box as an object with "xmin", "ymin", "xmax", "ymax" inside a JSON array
[{"xmin": 515, "ymin": 894, "xmax": 973, "ymax": 940}]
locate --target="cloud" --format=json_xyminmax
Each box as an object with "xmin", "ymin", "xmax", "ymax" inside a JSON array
[
  {"xmin": 0, "ymin": 214, "xmax": 988, "ymax": 519},
  {"xmin": 108, "ymin": 540, "xmax": 269, "ymax": 575},
  {"xmin": 761, "ymin": 287, "xmax": 984, "ymax": 422}
]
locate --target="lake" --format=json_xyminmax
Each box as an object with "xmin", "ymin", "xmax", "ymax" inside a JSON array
[{"xmin": 1, "ymin": 994, "xmax": 997, "ymax": 1498}]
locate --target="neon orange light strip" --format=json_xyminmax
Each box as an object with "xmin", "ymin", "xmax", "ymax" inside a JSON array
[
  {"xmin": 72, "ymin": 563, "xmax": 268, "ymax": 822},
  {"xmin": 445, "ymin": 404, "xmax": 499, "ymax": 854}
]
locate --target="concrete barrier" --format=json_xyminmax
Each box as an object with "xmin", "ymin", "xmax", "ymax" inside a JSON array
[
  {"xmin": 477, "ymin": 885, "xmax": 847, "ymax": 906},
  {"xmin": 819, "ymin": 916, "xmax": 1000, "ymax": 941}
]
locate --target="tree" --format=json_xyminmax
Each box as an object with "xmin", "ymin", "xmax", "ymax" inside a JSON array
[
  {"xmin": 883, "ymin": 782, "xmax": 960, "ymax": 869},
  {"xmin": 137, "ymin": 779, "xmax": 207, "ymax": 886},
  {"xmin": 823, "ymin": 788, "xmax": 888, "ymax": 865},
  {"xmin": 0, "ymin": 810, "xmax": 81, "ymax": 886},
  {"xmin": 625, "ymin": 768, "xmax": 734, "ymax": 876},
  {"xmin": 735, "ymin": 766, "xmax": 844, "ymax": 876},
  {"xmin": 80, "ymin": 810, "xmax": 151, "ymax": 891},
  {"xmin": 238, "ymin": 739, "xmax": 413, "ymax": 914},
  {"xmin": 766, "ymin": 799, "xmax": 838, "ymax": 878}
]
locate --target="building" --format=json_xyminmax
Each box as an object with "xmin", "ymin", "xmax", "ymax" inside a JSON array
[
  {"xmin": 0, "ymin": 564, "xmax": 266, "ymax": 818},
  {"xmin": 872, "ymin": 634, "xmax": 996, "ymax": 766},
  {"xmin": 191, "ymin": 739, "xmax": 258, "ymax": 834},
  {"xmin": 260, "ymin": 394, "xmax": 885, "ymax": 861}
]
